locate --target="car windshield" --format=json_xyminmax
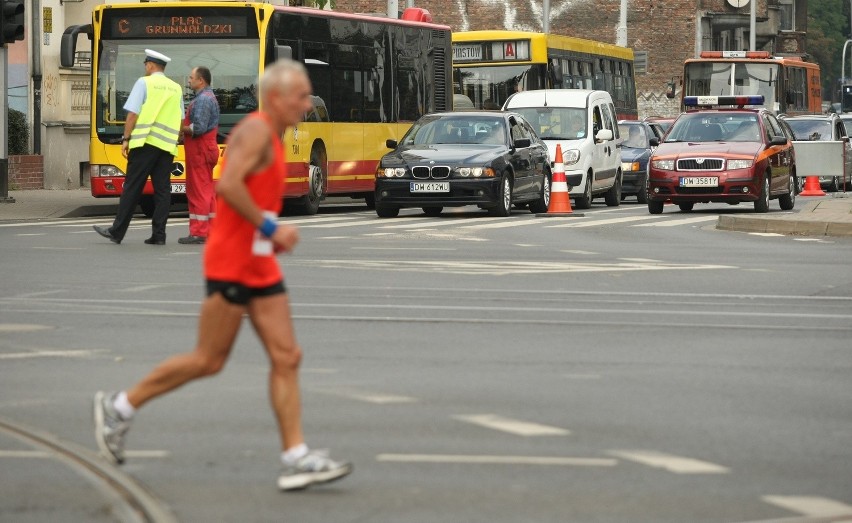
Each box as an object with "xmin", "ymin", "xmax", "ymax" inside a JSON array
[
  {"xmin": 400, "ymin": 115, "xmax": 507, "ymax": 145},
  {"xmin": 665, "ymin": 113, "xmax": 761, "ymax": 142},
  {"xmin": 509, "ymin": 107, "xmax": 586, "ymax": 140},
  {"xmin": 618, "ymin": 123, "xmax": 647, "ymax": 148},
  {"xmin": 786, "ymin": 119, "xmax": 833, "ymax": 141}
]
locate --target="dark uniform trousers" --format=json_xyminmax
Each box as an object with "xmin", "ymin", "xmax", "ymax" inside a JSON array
[{"xmin": 109, "ymin": 144, "xmax": 174, "ymax": 242}]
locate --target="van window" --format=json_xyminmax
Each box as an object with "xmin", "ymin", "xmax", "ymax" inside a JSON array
[
  {"xmin": 603, "ymin": 103, "xmax": 618, "ymax": 139},
  {"xmin": 592, "ymin": 105, "xmax": 603, "ymax": 136}
]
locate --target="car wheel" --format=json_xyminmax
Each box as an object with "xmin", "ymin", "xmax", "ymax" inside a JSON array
[
  {"xmin": 636, "ymin": 174, "xmax": 648, "ymax": 204},
  {"xmin": 365, "ymin": 193, "xmax": 376, "ymax": 209},
  {"xmin": 678, "ymin": 202, "xmax": 694, "ymax": 212},
  {"xmin": 754, "ymin": 174, "xmax": 770, "ymax": 213},
  {"xmin": 604, "ymin": 172, "xmax": 622, "ymax": 207},
  {"xmin": 827, "ymin": 176, "xmax": 839, "ymax": 192},
  {"xmin": 291, "ymin": 144, "xmax": 326, "ymax": 215},
  {"xmin": 528, "ymin": 172, "xmax": 551, "ymax": 214},
  {"xmin": 489, "ymin": 175, "xmax": 512, "ymax": 217},
  {"xmin": 376, "ymin": 204, "xmax": 400, "ymax": 218},
  {"xmin": 779, "ymin": 173, "xmax": 796, "ymax": 211},
  {"xmin": 139, "ymin": 196, "xmax": 155, "ymax": 218},
  {"xmin": 648, "ymin": 200, "xmax": 664, "ymax": 214},
  {"xmin": 575, "ymin": 172, "xmax": 593, "ymax": 209},
  {"xmin": 422, "ymin": 206, "xmax": 443, "ymax": 217}
]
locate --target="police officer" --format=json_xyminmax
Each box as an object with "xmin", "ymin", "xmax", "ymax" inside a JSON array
[{"xmin": 93, "ymin": 49, "xmax": 184, "ymax": 245}]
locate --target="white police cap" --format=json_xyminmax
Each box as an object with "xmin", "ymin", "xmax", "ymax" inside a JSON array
[{"xmin": 144, "ymin": 49, "xmax": 171, "ymax": 66}]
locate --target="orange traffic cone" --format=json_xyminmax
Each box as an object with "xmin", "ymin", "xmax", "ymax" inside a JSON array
[
  {"xmin": 536, "ymin": 144, "xmax": 584, "ymax": 217},
  {"xmin": 798, "ymin": 175, "xmax": 825, "ymax": 197}
]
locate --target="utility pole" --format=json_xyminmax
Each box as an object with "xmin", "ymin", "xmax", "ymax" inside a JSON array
[
  {"xmin": 2, "ymin": 0, "xmax": 27, "ymax": 204},
  {"xmin": 616, "ymin": 0, "xmax": 627, "ymax": 47}
]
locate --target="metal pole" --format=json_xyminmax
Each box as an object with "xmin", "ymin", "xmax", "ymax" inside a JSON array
[
  {"xmin": 616, "ymin": 0, "xmax": 627, "ymax": 47},
  {"xmin": 387, "ymin": 0, "xmax": 398, "ymax": 18},
  {"xmin": 1, "ymin": 46, "xmax": 16, "ymax": 203},
  {"xmin": 31, "ymin": 0, "xmax": 42, "ymax": 155},
  {"xmin": 749, "ymin": 0, "xmax": 756, "ymax": 51},
  {"xmin": 843, "ymin": 40, "xmax": 852, "ymax": 88},
  {"xmin": 543, "ymin": 0, "xmax": 550, "ymax": 34}
]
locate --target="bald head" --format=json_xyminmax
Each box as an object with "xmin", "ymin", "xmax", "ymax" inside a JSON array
[{"xmin": 260, "ymin": 59, "xmax": 308, "ymax": 101}]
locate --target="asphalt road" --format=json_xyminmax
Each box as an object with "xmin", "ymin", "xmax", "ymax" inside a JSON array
[{"xmin": 1, "ymin": 200, "xmax": 851, "ymax": 523}]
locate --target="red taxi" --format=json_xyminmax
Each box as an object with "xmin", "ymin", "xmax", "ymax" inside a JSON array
[{"xmin": 646, "ymin": 96, "xmax": 796, "ymax": 214}]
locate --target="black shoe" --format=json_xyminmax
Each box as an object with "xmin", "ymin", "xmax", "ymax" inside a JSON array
[
  {"xmin": 177, "ymin": 235, "xmax": 206, "ymax": 245},
  {"xmin": 93, "ymin": 225, "xmax": 121, "ymax": 244},
  {"xmin": 144, "ymin": 237, "xmax": 165, "ymax": 245}
]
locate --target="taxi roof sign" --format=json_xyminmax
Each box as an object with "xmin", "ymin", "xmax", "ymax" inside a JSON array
[{"xmin": 684, "ymin": 95, "xmax": 765, "ymax": 107}]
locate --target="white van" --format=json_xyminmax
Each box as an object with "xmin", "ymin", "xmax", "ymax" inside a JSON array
[{"xmin": 503, "ymin": 90, "xmax": 622, "ymax": 208}]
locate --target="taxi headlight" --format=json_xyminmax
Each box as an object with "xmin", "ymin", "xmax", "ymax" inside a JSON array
[
  {"xmin": 562, "ymin": 149, "xmax": 581, "ymax": 165},
  {"xmin": 727, "ymin": 159, "xmax": 754, "ymax": 170},
  {"xmin": 621, "ymin": 162, "xmax": 641, "ymax": 172},
  {"xmin": 651, "ymin": 159, "xmax": 675, "ymax": 170}
]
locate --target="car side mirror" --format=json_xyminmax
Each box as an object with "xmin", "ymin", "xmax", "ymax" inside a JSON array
[
  {"xmin": 513, "ymin": 138, "xmax": 531, "ymax": 148},
  {"xmin": 769, "ymin": 135, "xmax": 788, "ymax": 146},
  {"xmin": 649, "ymin": 137, "xmax": 660, "ymax": 147},
  {"xmin": 386, "ymin": 139, "xmax": 398, "ymax": 149},
  {"xmin": 596, "ymin": 129, "xmax": 614, "ymax": 142}
]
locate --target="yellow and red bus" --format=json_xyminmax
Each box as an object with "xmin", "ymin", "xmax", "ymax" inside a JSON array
[
  {"xmin": 61, "ymin": 1, "xmax": 451, "ymax": 214},
  {"xmin": 681, "ymin": 51, "xmax": 821, "ymax": 116},
  {"xmin": 451, "ymin": 30, "xmax": 637, "ymax": 120}
]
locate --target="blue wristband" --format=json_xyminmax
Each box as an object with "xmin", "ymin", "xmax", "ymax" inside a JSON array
[{"xmin": 259, "ymin": 217, "xmax": 278, "ymax": 238}]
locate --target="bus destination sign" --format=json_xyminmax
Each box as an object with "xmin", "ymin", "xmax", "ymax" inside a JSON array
[
  {"xmin": 452, "ymin": 40, "xmax": 530, "ymax": 63},
  {"xmin": 453, "ymin": 44, "xmax": 483, "ymax": 62},
  {"xmin": 105, "ymin": 11, "xmax": 252, "ymax": 39}
]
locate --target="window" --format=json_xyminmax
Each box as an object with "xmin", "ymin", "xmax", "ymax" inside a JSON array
[{"xmin": 779, "ymin": 0, "xmax": 795, "ymax": 31}]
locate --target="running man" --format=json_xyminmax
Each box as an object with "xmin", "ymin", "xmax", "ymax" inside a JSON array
[{"xmin": 93, "ymin": 60, "xmax": 352, "ymax": 491}]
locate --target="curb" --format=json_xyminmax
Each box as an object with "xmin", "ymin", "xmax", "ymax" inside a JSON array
[{"xmin": 716, "ymin": 215, "xmax": 852, "ymax": 237}]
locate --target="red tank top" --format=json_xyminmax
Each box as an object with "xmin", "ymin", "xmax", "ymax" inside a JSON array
[{"xmin": 204, "ymin": 112, "xmax": 285, "ymax": 286}]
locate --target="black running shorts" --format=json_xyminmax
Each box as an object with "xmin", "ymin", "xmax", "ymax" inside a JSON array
[{"xmin": 206, "ymin": 280, "xmax": 286, "ymax": 305}]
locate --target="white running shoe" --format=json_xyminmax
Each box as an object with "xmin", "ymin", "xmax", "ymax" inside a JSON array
[{"xmin": 278, "ymin": 450, "xmax": 353, "ymax": 491}]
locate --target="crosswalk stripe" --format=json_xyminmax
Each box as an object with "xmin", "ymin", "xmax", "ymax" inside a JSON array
[
  {"xmin": 460, "ymin": 217, "xmax": 574, "ymax": 230},
  {"xmin": 545, "ymin": 215, "xmax": 663, "ymax": 228},
  {"xmin": 608, "ymin": 450, "xmax": 729, "ymax": 474},
  {"xmin": 632, "ymin": 215, "xmax": 717, "ymax": 227},
  {"xmin": 300, "ymin": 216, "xmax": 407, "ymax": 228},
  {"xmin": 762, "ymin": 496, "xmax": 852, "ymax": 517},
  {"xmin": 454, "ymin": 414, "xmax": 570, "ymax": 436}
]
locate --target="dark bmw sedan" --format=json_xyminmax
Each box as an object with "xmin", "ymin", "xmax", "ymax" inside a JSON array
[{"xmin": 374, "ymin": 111, "xmax": 551, "ymax": 218}]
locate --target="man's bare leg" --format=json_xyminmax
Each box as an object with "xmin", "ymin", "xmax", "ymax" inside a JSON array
[
  {"xmin": 247, "ymin": 293, "xmax": 304, "ymax": 450},
  {"xmin": 127, "ymin": 294, "xmax": 245, "ymax": 408}
]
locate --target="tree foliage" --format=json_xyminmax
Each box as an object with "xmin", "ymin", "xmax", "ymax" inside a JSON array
[{"xmin": 808, "ymin": 0, "xmax": 851, "ymax": 101}]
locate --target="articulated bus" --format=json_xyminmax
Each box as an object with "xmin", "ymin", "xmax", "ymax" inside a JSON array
[
  {"xmin": 61, "ymin": 2, "xmax": 451, "ymax": 214},
  {"xmin": 452, "ymin": 30, "xmax": 637, "ymax": 120},
  {"xmin": 681, "ymin": 51, "xmax": 821, "ymax": 116}
]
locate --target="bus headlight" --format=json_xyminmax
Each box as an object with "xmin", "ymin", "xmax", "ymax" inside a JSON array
[
  {"xmin": 91, "ymin": 164, "xmax": 126, "ymax": 178},
  {"xmin": 651, "ymin": 159, "xmax": 675, "ymax": 170},
  {"xmin": 727, "ymin": 159, "xmax": 754, "ymax": 170}
]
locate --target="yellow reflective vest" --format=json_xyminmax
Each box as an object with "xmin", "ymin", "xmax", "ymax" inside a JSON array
[{"xmin": 128, "ymin": 74, "xmax": 183, "ymax": 155}]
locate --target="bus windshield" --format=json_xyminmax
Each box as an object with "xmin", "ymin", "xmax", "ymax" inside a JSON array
[
  {"xmin": 684, "ymin": 61, "xmax": 779, "ymax": 110},
  {"xmin": 453, "ymin": 65, "xmax": 538, "ymax": 110},
  {"xmin": 96, "ymin": 40, "xmax": 259, "ymax": 143}
]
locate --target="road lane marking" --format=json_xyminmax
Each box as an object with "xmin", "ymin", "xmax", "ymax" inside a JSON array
[
  {"xmin": 15, "ymin": 233, "xmax": 46, "ymax": 236},
  {"xmin": 762, "ymin": 496, "xmax": 852, "ymax": 517},
  {"xmin": 454, "ymin": 414, "xmax": 570, "ymax": 436},
  {"xmin": 608, "ymin": 450, "xmax": 729, "ymax": 474},
  {"xmin": 376, "ymin": 454, "xmax": 616, "ymax": 466},
  {"xmin": 0, "ymin": 349, "xmax": 100, "ymax": 360},
  {"xmin": 0, "ymin": 449, "xmax": 170, "ymax": 459},
  {"xmin": 459, "ymin": 217, "xmax": 573, "ymax": 230},
  {"xmin": 0, "ymin": 323, "xmax": 53, "ymax": 332},
  {"xmin": 348, "ymin": 394, "xmax": 417, "ymax": 404},
  {"xmin": 122, "ymin": 285, "xmax": 170, "ymax": 292}
]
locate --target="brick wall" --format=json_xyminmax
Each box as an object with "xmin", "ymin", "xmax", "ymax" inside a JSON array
[{"xmin": 8, "ymin": 155, "xmax": 45, "ymax": 190}]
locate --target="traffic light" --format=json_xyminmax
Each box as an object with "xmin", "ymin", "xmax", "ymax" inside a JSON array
[{"xmin": 1, "ymin": 0, "xmax": 25, "ymax": 46}]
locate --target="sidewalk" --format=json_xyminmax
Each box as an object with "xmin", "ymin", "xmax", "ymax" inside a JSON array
[{"xmin": 1, "ymin": 188, "xmax": 852, "ymax": 237}]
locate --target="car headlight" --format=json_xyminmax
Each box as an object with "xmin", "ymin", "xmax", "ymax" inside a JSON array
[
  {"xmin": 562, "ymin": 149, "xmax": 581, "ymax": 165},
  {"xmin": 621, "ymin": 162, "xmax": 640, "ymax": 172},
  {"xmin": 726, "ymin": 159, "xmax": 754, "ymax": 170},
  {"xmin": 651, "ymin": 159, "xmax": 675, "ymax": 170},
  {"xmin": 458, "ymin": 167, "xmax": 495, "ymax": 177},
  {"xmin": 379, "ymin": 167, "xmax": 406, "ymax": 178}
]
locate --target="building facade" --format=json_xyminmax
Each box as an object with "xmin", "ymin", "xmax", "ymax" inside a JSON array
[{"xmin": 12, "ymin": 0, "xmax": 807, "ymax": 189}]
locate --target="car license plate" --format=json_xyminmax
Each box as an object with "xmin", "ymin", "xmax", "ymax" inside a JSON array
[
  {"xmin": 410, "ymin": 182, "xmax": 449, "ymax": 193},
  {"xmin": 171, "ymin": 183, "xmax": 187, "ymax": 194},
  {"xmin": 679, "ymin": 177, "xmax": 718, "ymax": 187}
]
